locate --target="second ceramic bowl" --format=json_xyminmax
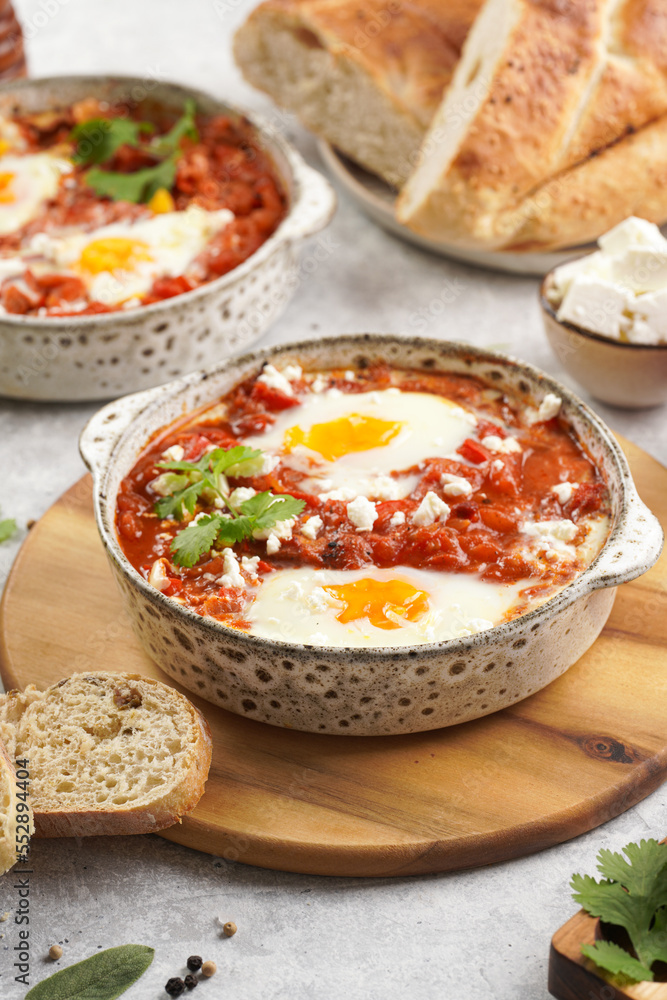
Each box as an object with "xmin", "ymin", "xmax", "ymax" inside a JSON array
[{"xmin": 0, "ymin": 75, "xmax": 335, "ymax": 402}]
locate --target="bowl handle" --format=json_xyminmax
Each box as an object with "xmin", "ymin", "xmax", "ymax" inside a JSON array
[
  {"xmin": 279, "ymin": 158, "xmax": 336, "ymax": 243},
  {"xmin": 79, "ymin": 383, "xmax": 168, "ymax": 479},
  {"xmin": 587, "ymin": 487, "xmax": 663, "ymax": 590}
]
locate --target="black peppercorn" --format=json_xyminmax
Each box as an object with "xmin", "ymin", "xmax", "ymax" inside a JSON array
[
  {"xmin": 166, "ymin": 978, "xmax": 185, "ymax": 997},
  {"xmin": 186, "ymin": 956, "xmax": 203, "ymax": 972},
  {"xmin": 184, "ymin": 974, "xmax": 198, "ymax": 989}
]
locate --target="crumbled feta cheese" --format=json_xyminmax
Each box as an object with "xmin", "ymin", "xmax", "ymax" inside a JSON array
[
  {"xmin": 611, "ymin": 247, "xmax": 667, "ymax": 293},
  {"xmin": 552, "ymin": 482, "xmax": 577, "ymax": 505},
  {"xmin": 598, "ymin": 216, "xmax": 667, "ymax": 255},
  {"xmin": 320, "ymin": 486, "xmax": 357, "ymax": 501},
  {"xmin": 412, "ymin": 491, "xmax": 450, "ymax": 527},
  {"xmin": 218, "ymin": 548, "xmax": 245, "ymax": 589},
  {"xmin": 282, "ymin": 363, "xmax": 302, "ymax": 382},
  {"xmin": 326, "ymin": 387, "xmax": 343, "ymax": 399},
  {"xmin": 481, "ymin": 435, "xmax": 522, "ymax": 454},
  {"xmin": 344, "ymin": 370, "xmax": 356, "ymax": 381},
  {"xmin": 491, "ymin": 459, "xmax": 504, "ymax": 473},
  {"xmin": 148, "ymin": 558, "xmax": 170, "ymax": 592},
  {"xmin": 630, "ymin": 289, "xmax": 667, "ymax": 342},
  {"xmin": 526, "ymin": 393, "xmax": 562, "ymax": 425},
  {"xmin": 306, "ymin": 587, "xmax": 331, "ymax": 613},
  {"xmin": 253, "ymin": 518, "xmax": 295, "ymax": 542},
  {"xmin": 228, "ymin": 486, "xmax": 257, "ymax": 506},
  {"xmin": 311, "ymin": 374, "xmax": 328, "ymax": 393},
  {"xmin": 257, "ymin": 363, "xmax": 294, "ymax": 396},
  {"xmin": 390, "ymin": 511, "xmax": 406, "ymax": 527},
  {"xmin": 241, "ymin": 555, "xmax": 260, "ymax": 578},
  {"xmin": 187, "ymin": 511, "xmax": 210, "ymax": 527},
  {"xmin": 370, "ymin": 476, "xmax": 405, "ymax": 501},
  {"xmin": 441, "ymin": 473, "xmax": 473, "ymax": 497},
  {"xmin": 347, "ymin": 496, "xmax": 378, "ymax": 532},
  {"xmin": 557, "ymin": 276, "xmax": 629, "ymax": 339},
  {"xmin": 300, "ymin": 515, "xmax": 323, "ymax": 540},
  {"xmin": 266, "ymin": 534, "xmax": 282, "ymax": 555},
  {"xmin": 521, "ymin": 519, "xmax": 578, "ymax": 543},
  {"xmin": 162, "ymin": 444, "xmax": 184, "ymax": 462}
]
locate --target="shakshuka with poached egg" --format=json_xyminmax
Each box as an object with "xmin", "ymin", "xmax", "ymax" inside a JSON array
[
  {"xmin": 116, "ymin": 362, "xmax": 611, "ymax": 649},
  {"xmin": 0, "ymin": 97, "xmax": 285, "ymax": 315}
]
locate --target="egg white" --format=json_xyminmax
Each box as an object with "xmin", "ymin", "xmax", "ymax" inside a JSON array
[
  {"xmin": 0, "ymin": 151, "xmax": 72, "ymax": 235},
  {"xmin": 28, "ymin": 204, "xmax": 234, "ymax": 305},
  {"xmin": 245, "ymin": 565, "xmax": 528, "ymax": 647},
  {"xmin": 245, "ymin": 389, "xmax": 478, "ymax": 499}
]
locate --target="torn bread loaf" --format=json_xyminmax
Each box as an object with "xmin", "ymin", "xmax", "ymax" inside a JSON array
[
  {"xmin": 0, "ymin": 673, "xmax": 212, "ymax": 838},
  {"xmin": 397, "ymin": 0, "xmax": 667, "ymax": 249},
  {"xmin": 234, "ymin": 0, "xmax": 481, "ymax": 187}
]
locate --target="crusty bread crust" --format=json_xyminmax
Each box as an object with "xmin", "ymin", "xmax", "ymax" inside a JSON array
[
  {"xmin": 234, "ymin": 0, "xmax": 480, "ymax": 187},
  {"xmin": 0, "ymin": 673, "xmax": 212, "ymax": 840},
  {"xmin": 397, "ymin": 0, "xmax": 667, "ymax": 249},
  {"xmin": 504, "ymin": 113, "xmax": 667, "ymax": 250}
]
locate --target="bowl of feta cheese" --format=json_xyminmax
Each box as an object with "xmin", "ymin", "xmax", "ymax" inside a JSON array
[{"xmin": 540, "ymin": 216, "xmax": 667, "ymax": 408}]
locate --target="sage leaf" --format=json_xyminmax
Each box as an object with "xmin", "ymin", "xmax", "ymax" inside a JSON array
[{"xmin": 25, "ymin": 944, "xmax": 154, "ymax": 1000}]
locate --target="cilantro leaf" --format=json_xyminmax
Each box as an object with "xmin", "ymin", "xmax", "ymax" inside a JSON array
[
  {"xmin": 580, "ymin": 941, "xmax": 654, "ymax": 983},
  {"xmin": 155, "ymin": 444, "xmax": 305, "ymax": 568},
  {"xmin": 71, "ymin": 117, "xmax": 153, "ymax": 165},
  {"xmin": 85, "ymin": 153, "xmax": 178, "ymax": 205},
  {"xmin": 170, "ymin": 514, "xmax": 223, "ymax": 568},
  {"xmin": 240, "ymin": 492, "xmax": 304, "ymax": 529},
  {"xmin": 155, "ymin": 480, "xmax": 205, "ymax": 521},
  {"xmin": 150, "ymin": 99, "xmax": 198, "ymax": 156},
  {"xmin": 0, "ymin": 517, "xmax": 16, "ymax": 543},
  {"xmin": 571, "ymin": 839, "xmax": 667, "ymax": 981}
]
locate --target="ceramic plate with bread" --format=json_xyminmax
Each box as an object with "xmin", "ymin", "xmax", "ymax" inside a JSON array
[{"xmin": 235, "ymin": 0, "xmax": 667, "ymax": 261}]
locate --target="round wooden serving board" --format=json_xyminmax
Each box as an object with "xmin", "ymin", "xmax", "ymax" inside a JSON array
[{"xmin": 1, "ymin": 437, "xmax": 667, "ymax": 878}]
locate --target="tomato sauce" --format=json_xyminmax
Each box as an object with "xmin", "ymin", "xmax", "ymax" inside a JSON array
[
  {"xmin": 0, "ymin": 98, "xmax": 286, "ymax": 315},
  {"xmin": 116, "ymin": 364, "xmax": 611, "ymax": 630}
]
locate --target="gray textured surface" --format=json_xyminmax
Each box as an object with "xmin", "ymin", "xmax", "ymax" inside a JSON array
[{"xmin": 0, "ymin": 1, "xmax": 665, "ymax": 996}]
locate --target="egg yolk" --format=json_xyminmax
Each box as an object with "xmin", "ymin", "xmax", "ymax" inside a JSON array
[
  {"xmin": 0, "ymin": 172, "xmax": 15, "ymax": 203},
  {"xmin": 284, "ymin": 413, "xmax": 404, "ymax": 462},
  {"xmin": 78, "ymin": 237, "xmax": 152, "ymax": 274},
  {"xmin": 323, "ymin": 578, "xmax": 430, "ymax": 630}
]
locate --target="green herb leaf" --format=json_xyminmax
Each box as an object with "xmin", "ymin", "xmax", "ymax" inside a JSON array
[
  {"xmin": 25, "ymin": 943, "xmax": 154, "ymax": 1000},
  {"xmin": 240, "ymin": 491, "xmax": 304, "ymax": 529},
  {"xmin": 212, "ymin": 445, "xmax": 263, "ymax": 477},
  {"xmin": 85, "ymin": 153, "xmax": 178, "ymax": 205},
  {"xmin": 70, "ymin": 117, "xmax": 153, "ymax": 165},
  {"xmin": 150, "ymin": 99, "xmax": 198, "ymax": 156},
  {"xmin": 170, "ymin": 514, "xmax": 224, "ymax": 568},
  {"xmin": 0, "ymin": 517, "xmax": 16, "ymax": 543},
  {"xmin": 580, "ymin": 941, "xmax": 654, "ymax": 983},
  {"xmin": 571, "ymin": 839, "xmax": 667, "ymax": 981},
  {"xmin": 155, "ymin": 480, "xmax": 205, "ymax": 521}
]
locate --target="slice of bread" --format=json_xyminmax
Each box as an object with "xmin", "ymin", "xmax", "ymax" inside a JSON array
[
  {"xmin": 0, "ymin": 673, "xmax": 212, "ymax": 838},
  {"xmin": 0, "ymin": 739, "xmax": 32, "ymax": 875},
  {"xmin": 397, "ymin": 0, "xmax": 667, "ymax": 249},
  {"xmin": 234, "ymin": 0, "xmax": 481, "ymax": 188}
]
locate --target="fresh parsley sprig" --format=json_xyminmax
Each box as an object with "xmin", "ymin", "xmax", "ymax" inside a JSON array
[
  {"xmin": 71, "ymin": 100, "xmax": 199, "ymax": 204},
  {"xmin": 571, "ymin": 838, "xmax": 667, "ymax": 982},
  {"xmin": 152, "ymin": 445, "xmax": 305, "ymax": 568}
]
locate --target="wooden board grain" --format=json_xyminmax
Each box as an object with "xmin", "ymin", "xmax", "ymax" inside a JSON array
[{"xmin": 1, "ymin": 437, "xmax": 666, "ymax": 877}]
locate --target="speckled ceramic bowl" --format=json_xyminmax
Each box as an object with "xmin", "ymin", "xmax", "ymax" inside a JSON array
[
  {"xmin": 541, "ymin": 270, "xmax": 667, "ymax": 409},
  {"xmin": 0, "ymin": 75, "xmax": 335, "ymax": 401},
  {"xmin": 80, "ymin": 335, "xmax": 663, "ymax": 736}
]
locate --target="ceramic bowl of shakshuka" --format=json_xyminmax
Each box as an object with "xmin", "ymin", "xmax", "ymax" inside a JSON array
[{"xmin": 80, "ymin": 335, "xmax": 663, "ymax": 736}]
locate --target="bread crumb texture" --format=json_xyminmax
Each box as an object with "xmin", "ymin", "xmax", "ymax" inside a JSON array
[{"xmin": 0, "ymin": 673, "xmax": 212, "ymax": 836}]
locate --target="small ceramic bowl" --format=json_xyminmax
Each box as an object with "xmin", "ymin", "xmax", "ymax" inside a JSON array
[
  {"xmin": 540, "ymin": 271, "xmax": 667, "ymax": 409},
  {"xmin": 0, "ymin": 75, "xmax": 335, "ymax": 402},
  {"xmin": 80, "ymin": 335, "xmax": 663, "ymax": 737}
]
